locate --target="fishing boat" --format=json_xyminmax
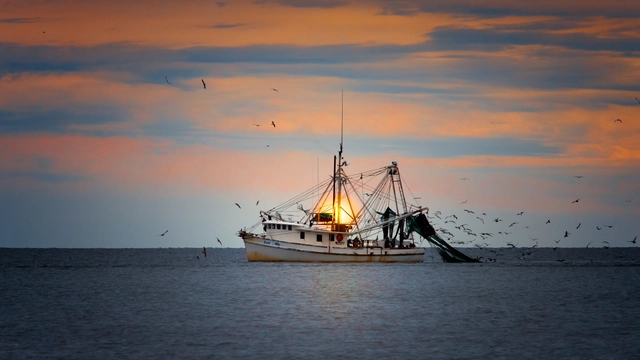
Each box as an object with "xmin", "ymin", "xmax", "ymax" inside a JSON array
[{"xmin": 237, "ymin": 105, "xmax": 478, "ymax": 263}]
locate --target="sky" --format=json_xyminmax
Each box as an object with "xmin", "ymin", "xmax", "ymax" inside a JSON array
[{"xmin": 1, "ymin": 0, "xmax": 639, "ymax": 249}]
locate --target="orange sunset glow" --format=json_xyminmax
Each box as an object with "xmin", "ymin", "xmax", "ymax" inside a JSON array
[{"xmin": 1, "ymin": 0, "xmax": 639, "ymax": 248}]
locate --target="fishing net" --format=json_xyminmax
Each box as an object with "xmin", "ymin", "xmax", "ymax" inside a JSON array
[{"xmin": 406, "ymin": 213, "xmax": 479, "ymax": 263}]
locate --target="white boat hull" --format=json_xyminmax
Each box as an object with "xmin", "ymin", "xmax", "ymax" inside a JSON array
[{"xmin": 243, "ymin": 235, "xmax": 425, "ymax": 263}]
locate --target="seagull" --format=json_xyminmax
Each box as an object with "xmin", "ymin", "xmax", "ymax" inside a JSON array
[
  {"xmin": 253, "ymin": 124, "xmax": 261, "ymax": 127},
  {"xmin": 476, "ymin": 216, "xmax": 484, "ymax": 224},
  {"xmin": 574, "ymin": 175, "xmax": 583, "ymax": 178},
  {"xmin": 576, "ymin": 223, "xmax": 581, "ymax": 229},
  {"xmin": 414, "ymin": 197, "xmax": 422, "ymax": 200},
  {"xmin": 555, "ymin": 239, "xmax": 561, "ymax": 243},
  {"xmin": 165, "ymin": 76, "xmax": 171, "ymax": 85},
  {"xmin": 596, "ymin": 226, "xmax": 601, "ymax": 230},
  {"xmin": 625, "ymin": 198, "xmax": 633, "ymax": 203},
  {"xmin": 564, "ymin": 231, "xmax": 570, "ymax": 238},
  {"xmin": 217, "ymin": 237, "xmax": 223, "ymax": 246},
  {"xmin": 586, "ymin": 242, "xmax": 592, "ymax": 248},
  {"xmin": 464, "ymin": 209, "xmax": 475, "ymax": 214},
  {"xmin": 546, "ymin": 219, "xmax": 551, "ymax": 224},
  {"xmin": 572, "ymin": 199, "xmax": 580, "ymax": 204},
  {"xmin": 509, "ymin": 222, "xmax": 518, "ymax": 227},
  {"xmin": 631, "ymin": 236, "xmax": 637, "ymax": 244},
  {"xmin": 494, "ymin": 218, "xmax": 502, "ymax": 223},
  {"xmin": 201, "ymin": 79, "xmax": 206, "ymax": 89},
  {"xmin": 614, "ymin": 119, "xmax": 622, "ymax": 123},
  {"xmin": 604, "ymin": 225, "xmax": 613, "ymax": 228},
  {"xmin": 271, "ymin": 121, "xmax": 276, "ymax": 128},
  {"xmin": 256, "ymin": 200, "xmax": 259, "ymax": 206},
  {"xmin": 159, "ymin": 230, "xmax": 168, "ymax": 236},
  {"xmin": 460, "ymin": 199, "xmax": 468, "ymax": 204},
  {"xmin": 461, "ymin": 177, "xmax": 469, "ymax": 180},
  {"xmin": 517, "ymin": 211, "xmax": 524, "ymax": 216},
  {"xmin": 271, "ymin": 88, "xmax": 278, "ymax": 92},
  {"xmin": 235, "ymin": 203, "xmax": 241, "ymax": 209}
]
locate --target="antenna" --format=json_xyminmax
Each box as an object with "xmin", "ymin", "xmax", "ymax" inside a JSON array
[{"xmin": 340, "ymin": 90, "xmax": 344, "ymax": 152}]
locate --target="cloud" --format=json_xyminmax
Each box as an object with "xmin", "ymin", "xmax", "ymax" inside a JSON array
[
  {"xmin": 0, "ymin": 17, "xmax": 43, "ymax": 23},
  {"xmin": 207, "ymin": 23, "xmax": 247, "ymax": 29},
  {"xmin": 372, "ymin": 0, "xmax": 640, "ymax": 18}
]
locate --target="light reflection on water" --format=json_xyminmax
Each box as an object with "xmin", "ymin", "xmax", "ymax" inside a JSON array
[{"xmin": 1, "ymin": 248, "xmax": 640, "ymax": 359}]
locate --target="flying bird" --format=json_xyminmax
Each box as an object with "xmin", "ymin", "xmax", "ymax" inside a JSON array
[
  {"xmin": 256, "ymin": 200, "xmax": 259, "ymax": 206},
  {"xmin": 253, "ymin": 124, "xmax": 261, "ymax": 127},
  {"xmin": 165, "ymin": 76, "xmax": 171, "ymax": 85},
  {"xmin": 625, "ymin": 198, "xmax": 633, "ymax": 203},
  {"xmin": 596, "ymin": 226, "xmax": 601, "ymax": 230},
  {"xmin": 517, "ymin": 211, "xmax": 524, "ymax": 216},
  {"xmin": 271, "ymin": 121, "xmax": 276, "ymax": 128},
  {"xmin": 476, "ymin": 216, "xmax": 484, "ymax": 224},
  {"xmin": 271, "ymin": 88, "xmax": 278, "ymax": 92},
  {"xmin": 572, "ymin": 199, "xmax": 580, "ymax": 204},
  {"xmin": 630, "ymin": 236, "xmax": 637, "ymax": 244},
  {"xmin": 159, "ymin": 230, "xmax": 168, "ymax": 236},
  {"xmin": 201, "ymin": 79, "xmax": 206, "ymax": 89},
  {"xmin": 574, "ymin": 175, "xmax": 583, "ymax": 178},
  {"xmin": 564, "ymin": 231, "xmax": 570, "ymax": 238},
  {"xmin": 460, "ymin": 199, "xmax": 468, "ymax": 204},
  {"xmin": 461, "ymin": 177, "xmax": 469, "ymax": 180},
  {"xmin": 546, "ymin": 220, "xmax": 551, "ymax": 224},
  {"xmin": 614, "ymin": 119, "xmax": 622, "ymax": 123},
  {"xmin": 235, "ymin": 203, "xmax": 241, "ymax": 209}
]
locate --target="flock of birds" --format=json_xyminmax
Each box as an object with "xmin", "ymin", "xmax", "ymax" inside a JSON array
[{"xmin": 424, "ymin": 173, "xmax": 637, "ymax": 263}]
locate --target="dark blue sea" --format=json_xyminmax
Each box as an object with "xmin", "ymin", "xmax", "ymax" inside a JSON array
[{"xmin": 2, "ymin": 247, "xmax": 640, "ymax": 359}]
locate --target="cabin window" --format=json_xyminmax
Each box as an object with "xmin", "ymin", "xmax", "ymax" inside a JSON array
[
  {"xmin": 317, "ymin": 234, "xmax": 322, "ymax": 242},
  {"xmin": 277, "ymin": 224, "xmax": 281, "ymax": 229},
  {"xmin": 300, "ymin": 232, "xmax": 305, "ymax": 239},
  {"xmin": 267, "ymin": 224, "xmax": 271, "ymax": 229},
  {"xmin": 288, "ymin": 225, "xmax": 292, "ymax": 230},
  {"xmin": 329, "ymin": 234, "xmax": 335, "ymax": 242}
]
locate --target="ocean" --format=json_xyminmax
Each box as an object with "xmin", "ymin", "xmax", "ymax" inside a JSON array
[{"xmin": 2, "ymin": 247, "xmax": 640, "ymax": 359}]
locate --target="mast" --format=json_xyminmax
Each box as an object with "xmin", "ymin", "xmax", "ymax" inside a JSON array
[{"xmin": 337, "ymin": 90, "xmax": 343, "ymax": 226}]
